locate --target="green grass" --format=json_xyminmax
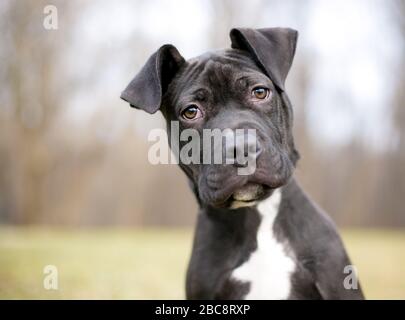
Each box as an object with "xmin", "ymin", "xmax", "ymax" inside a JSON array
[{"xmin": 0, "ymin": 226, "xmax": 404, "ymax": 299}]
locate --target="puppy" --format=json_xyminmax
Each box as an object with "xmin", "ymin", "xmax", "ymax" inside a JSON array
[{"xmin": 121, "ymin": 27, "xmax": 364, "ymax": 300}]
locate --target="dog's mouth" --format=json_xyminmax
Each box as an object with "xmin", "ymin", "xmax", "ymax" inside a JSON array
[
  {"xmin": 201, "ymin": 154, "xmax": 293, "ymax": 209},
  {"xmin": 229, "ymin": 183, "xmax": 273, "ymax": 209}
]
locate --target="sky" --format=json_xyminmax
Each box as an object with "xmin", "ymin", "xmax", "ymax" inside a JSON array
[{"xmin": 64, "ymin": 0, "xmax": 402, "ymax": 152}]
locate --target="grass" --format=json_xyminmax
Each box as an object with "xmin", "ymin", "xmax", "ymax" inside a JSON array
[{"xmin": 0, "ymin": 226, "xmax": 404, "ymax": 299}]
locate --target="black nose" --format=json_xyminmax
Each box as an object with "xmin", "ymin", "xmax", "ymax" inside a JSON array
[{"xmin": 225, "ymin": 132, "xmax": 262, "ymax": 167}]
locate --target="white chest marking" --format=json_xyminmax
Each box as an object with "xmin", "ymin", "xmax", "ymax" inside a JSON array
[{"xmin": 231, "ymin": 189, "xmax": 296, "ymax": 300}]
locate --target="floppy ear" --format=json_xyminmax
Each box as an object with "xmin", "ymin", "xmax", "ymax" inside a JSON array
[
  {"xmin": 120, "ymin": 44, "xmax": 185, "ymax": 114},
  {"xmin": 230, "ymin": 27, "xmax": 298, "ymax": 91}
]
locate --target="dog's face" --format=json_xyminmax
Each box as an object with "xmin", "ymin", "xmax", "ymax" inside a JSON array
[{"xmin": 121, "ymin": 28, "xmax": 300, "ymax": 209}]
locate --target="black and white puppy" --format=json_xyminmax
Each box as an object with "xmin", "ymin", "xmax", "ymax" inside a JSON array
[{"xmin": 121, "ymin": 27, "xmax": 365, "ymax": 300}]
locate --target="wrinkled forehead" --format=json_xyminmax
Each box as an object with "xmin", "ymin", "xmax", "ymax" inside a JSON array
[
  {"xmin": 187, "ymin": 49, "xmax": 261, "ymax": 77},
  {"xmin": 169, "ymin": 49, "xmax": 269, "ymax": 101}
]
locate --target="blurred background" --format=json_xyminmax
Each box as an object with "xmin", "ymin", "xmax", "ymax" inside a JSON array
[{"xmin": 0, "ymin": 0, "xmax": 404, "ymax": 299}]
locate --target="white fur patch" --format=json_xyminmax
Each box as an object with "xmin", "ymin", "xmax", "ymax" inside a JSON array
[{"xmin": 231, "ymin": 189, "xmax": 296, "ymax": 299}]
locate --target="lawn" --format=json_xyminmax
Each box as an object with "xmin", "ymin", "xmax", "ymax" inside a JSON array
[{"xmin": 0, "ymin": 226, "xmax": 404, "ymax": 299}]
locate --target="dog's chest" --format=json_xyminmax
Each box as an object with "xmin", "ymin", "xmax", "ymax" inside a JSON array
[{"xmin": 231, "ymin": 190, "xmax": 296, "ymax": 299}]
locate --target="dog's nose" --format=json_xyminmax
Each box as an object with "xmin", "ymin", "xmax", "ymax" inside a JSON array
[{"xmin": 225, "ymin": 132, "xmax": 262, "ymax": 167}]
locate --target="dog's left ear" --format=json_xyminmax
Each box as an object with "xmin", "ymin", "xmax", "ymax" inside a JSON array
[
  {"xmin": 121, "ymin": 44, "xmax": 185, "ymax": 114},
  {"xmin": 230, "ymin": 27, "xmax": 298, "ymax": 92}
]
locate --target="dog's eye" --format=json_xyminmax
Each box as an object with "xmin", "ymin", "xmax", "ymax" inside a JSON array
[
  {"xmin": 252, "ymin": 87, "xmax": 270, "ymax": 100},
  {"xmin": 181, "ymin": 105, "xmax": 202, "ymax": 120}
]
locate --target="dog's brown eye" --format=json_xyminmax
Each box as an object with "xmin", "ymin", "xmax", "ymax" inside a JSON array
[
  {"xmin": 252, "ymin": 87, "xmax": 269, "ymax": 100},
  {"xmin": 182, "ymin": 105, "xmax": 201, "ymax": 120}
]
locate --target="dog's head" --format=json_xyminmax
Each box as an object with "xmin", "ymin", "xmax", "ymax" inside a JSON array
[{"xmin": 121, "ymin": 27, "xmax": 299, "ymax": 209}]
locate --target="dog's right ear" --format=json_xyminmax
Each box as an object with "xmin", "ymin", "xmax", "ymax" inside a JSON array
[
  {"xmin": 230, "ymin": 27, "xmax": 298, "ymax": 92},
  {"xmin": 120, "ymin": 44, "xmax": 185, "ymax": 114}
]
